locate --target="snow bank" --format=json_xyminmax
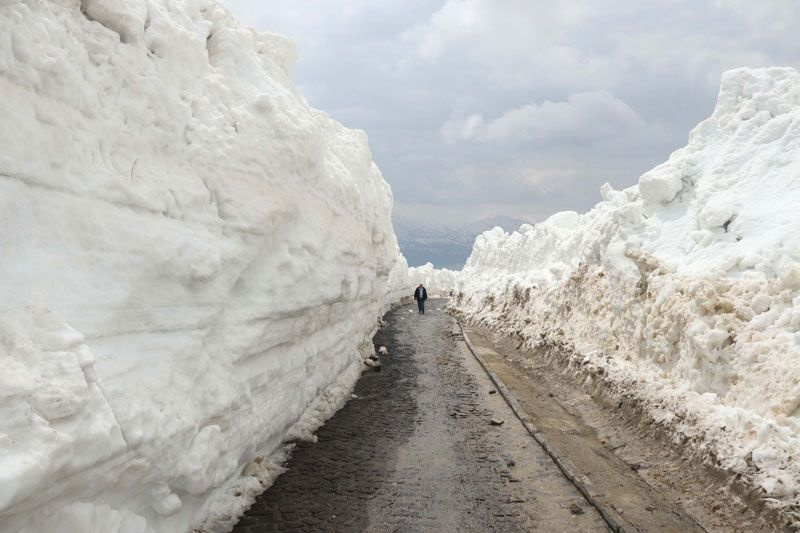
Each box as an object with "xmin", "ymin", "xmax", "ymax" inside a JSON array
[
  {"xmin": 408, "ymin": 262, "xmax": 461, "ymax": 296},
  {"xmin": 455, "ymin": 68, "xmax": 800, "ymax": 516},
  {"xmin": 0, "ymin": 1, "xmax": 407, "ymax": 531}
]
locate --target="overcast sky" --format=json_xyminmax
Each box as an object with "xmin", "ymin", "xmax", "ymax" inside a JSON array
[{"xmin": 224, "ymin": 0, "xmax": 799, "ymax": 228}]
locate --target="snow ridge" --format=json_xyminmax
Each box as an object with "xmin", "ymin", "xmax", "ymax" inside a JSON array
[
  {"xmin": 408, "ymin": 262, "xmax": 462, "ymax": 296},
  {"xmin": 454, "ymin": 67, "xmax": 800, "ymax": 520},
  {"xmin": 0, "ymin": 1, "xmax": 407, "ymax": 531}
]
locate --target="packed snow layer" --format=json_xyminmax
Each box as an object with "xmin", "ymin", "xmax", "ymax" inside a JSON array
[
  {"xmin": 408, "ymin": 262, "xmax": 462, "ymax": 296},
  {"xmin": 455, "ymin": 68, "xmax": 800, "ymax": 515},
  {"xmin": 0, "ymin": 1, "xmax": 408, "ymax": 532}
]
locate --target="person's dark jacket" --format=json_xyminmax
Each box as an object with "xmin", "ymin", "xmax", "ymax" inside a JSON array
[{"xmin": 414, "ymin": 287, "xmax": 427, "ymax": 301}]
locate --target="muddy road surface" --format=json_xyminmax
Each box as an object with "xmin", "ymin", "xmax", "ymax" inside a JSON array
[{"xmin": 234, "ymin": 300, "xmax": 608, "ymax": 532}]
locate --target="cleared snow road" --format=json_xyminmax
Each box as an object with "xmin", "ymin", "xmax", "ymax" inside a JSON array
[{"xmin": 233, "ymin": 299, "xmax": 607, "ymax": 532}]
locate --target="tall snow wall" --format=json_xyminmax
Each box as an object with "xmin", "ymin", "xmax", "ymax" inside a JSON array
[
  {"xmin": 455, "ymin": 67, "xmax": 800, "ymax": 516},
  {"xmin": 0, "ymin": 1, "xmax": 408, "ymax": 531}
]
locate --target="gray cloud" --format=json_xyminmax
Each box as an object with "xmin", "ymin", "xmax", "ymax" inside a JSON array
[{"xmin": 223, "ymin": 0, "xmax": 800, "ymax": 227}]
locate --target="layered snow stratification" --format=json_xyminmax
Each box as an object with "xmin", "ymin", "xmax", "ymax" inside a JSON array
[
  {"xmin": 408, "ymin": 262, "xmax": 461, "ymax": 296},
  {"xmin": 0, "ymin": 1, "xmax": 407, "ymax": 532},
  {"xmin": 455, "ymin": 68, "xmax": 800, "ymax": 513}
]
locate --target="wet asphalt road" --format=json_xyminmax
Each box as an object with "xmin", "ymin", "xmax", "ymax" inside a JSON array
[{"xmin": 233, "ymin": 300, "xmax": 606, "ymax": 532}]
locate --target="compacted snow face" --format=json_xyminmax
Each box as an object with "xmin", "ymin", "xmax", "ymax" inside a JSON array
[
  {"xmin": 455, "ymin": 68, "xmax": 800, "ymax": 516},
  {"xmin": 0, "ymin": 1, "xmax": 408, "ymax": 531},
  {"xmin": 408, "ymin": 262, "xmax": 461, "ymax": 296}
]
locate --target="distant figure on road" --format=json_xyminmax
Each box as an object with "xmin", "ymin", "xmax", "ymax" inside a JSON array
[{"xmin": 414, "ymin": 284, "xmax": 428, "ymax": 314}]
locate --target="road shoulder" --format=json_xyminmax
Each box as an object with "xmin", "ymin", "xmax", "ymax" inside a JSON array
[{"xmin": 460, "ymin": 323, "xmax": 783, "ymax": 532}]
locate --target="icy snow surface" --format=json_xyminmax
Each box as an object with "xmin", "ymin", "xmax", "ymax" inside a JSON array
[
  {"xmin": 0, "ymin": 1, "xmax": 408, "ymax": 532},
  {"xmin": 455, "ymin": 68, "xmax": 800, "ymax": 516}
]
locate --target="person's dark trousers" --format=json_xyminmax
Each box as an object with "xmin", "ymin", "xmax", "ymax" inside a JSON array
[{"xmin": 417, "ymin": 299, "xmax": 425, "ymax": 314}]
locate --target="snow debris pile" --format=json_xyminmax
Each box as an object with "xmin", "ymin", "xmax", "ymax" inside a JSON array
[
  {"xmin": 0, "ymin": 1, "xmax": 407, "ymax": 532},
  {"xmin": 408, "ymin": 262, "xmax": 461, "ymax": 296},
  {"xmin": 454, "ymin": 67, "xmax": 800, "ymax": 515}
]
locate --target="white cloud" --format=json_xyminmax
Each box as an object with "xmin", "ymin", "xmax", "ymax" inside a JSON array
[
  {"xmin": 409, "ymin": 0, "xmax": 486, "ymax": 60},
  {"xmin": 403, "ymin": 0, "xmax": 614, "ymax": 91},
  {"xmin": 405, "ymin": 0, "xmax": 800, "ymax": 93},
  {"xmin": 443, "ymin": 91, "xmax": 645, "ymax": 144}
]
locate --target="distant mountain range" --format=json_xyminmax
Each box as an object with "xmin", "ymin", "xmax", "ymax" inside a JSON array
[{"xmin": 394, "ymin": 214, "xmax": 530, "ymax": 269}]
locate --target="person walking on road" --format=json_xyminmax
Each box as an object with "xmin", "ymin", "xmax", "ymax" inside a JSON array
[{"xmin": 414, "ymin": 284, "xmax": 428, "ymax": 314}]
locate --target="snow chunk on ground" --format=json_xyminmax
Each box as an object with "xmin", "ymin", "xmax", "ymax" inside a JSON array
[{"xmin": 0, "ymin": 1, "xmax": 408, "ymax": 531}]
